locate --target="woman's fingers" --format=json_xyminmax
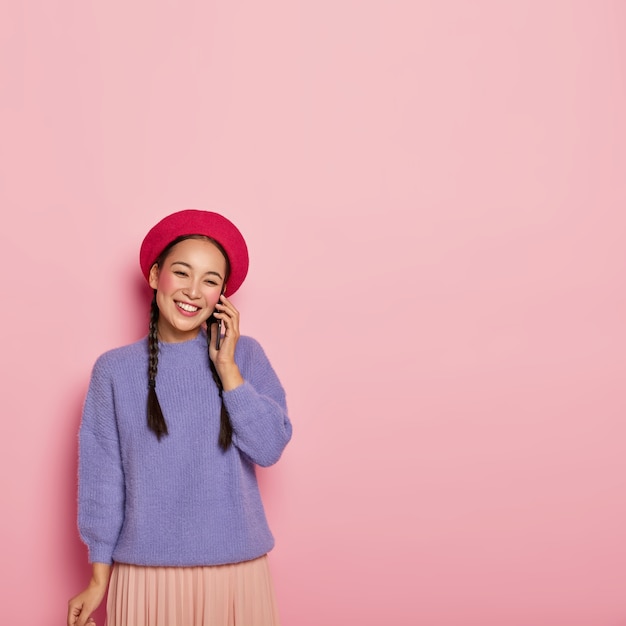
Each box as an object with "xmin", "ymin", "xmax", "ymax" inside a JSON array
[
  {"xmin": 213, "ymin": 295, "xmax": 240, "ymax": 335},
  {"xmin": 209, "ymin": 295, "xmax": 240, "ymax": 362}
]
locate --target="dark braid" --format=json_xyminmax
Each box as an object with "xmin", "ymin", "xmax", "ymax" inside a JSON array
[
  {"xmin": 147, "ymin": 292, "xmax": 168, "ymax": 440},
  {"xmin": 207, "ymin": 319, "xmax": 233, "ymax": 451}
]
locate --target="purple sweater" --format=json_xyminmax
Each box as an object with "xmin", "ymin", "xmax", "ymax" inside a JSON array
[{"xmin": 78, "ymin": 332, "xmax": 292, "ymax": 566}]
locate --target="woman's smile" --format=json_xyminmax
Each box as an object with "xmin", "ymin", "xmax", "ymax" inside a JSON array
[{"xmin": 175, "ymin": 300, "xmax": 201, "ymax": 314}]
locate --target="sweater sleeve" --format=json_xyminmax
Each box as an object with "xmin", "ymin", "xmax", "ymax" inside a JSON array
[
  {"xmin": 224, "ymin": 337, "xmax": 293, "ymax": 467},
  {"xmin": 77, "ymin": 355, "xmax": 125, "ymax": 564}
]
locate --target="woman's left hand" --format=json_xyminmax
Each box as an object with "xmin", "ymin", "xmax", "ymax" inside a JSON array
[{"xmin": 209, "ymin": 294, "xmax": 244, "ymax": 390}]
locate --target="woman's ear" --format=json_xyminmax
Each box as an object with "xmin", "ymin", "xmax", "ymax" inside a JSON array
[{"xmin": 148, "ymin": 263, "xmax": 160, "ymax": 290}]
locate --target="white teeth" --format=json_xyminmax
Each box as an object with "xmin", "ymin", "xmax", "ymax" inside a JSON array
[{"xmin": 176, "ymin": 302, "xmax": 199, "ymax": 312}]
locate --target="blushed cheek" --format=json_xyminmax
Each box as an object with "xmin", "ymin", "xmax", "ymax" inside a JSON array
[
  {"xmin": 156, "ymin": 272, "xmax": 176, "ymax": 292},
  {"xmin": 206, "ymin": 293, "xmax": 221, "ymax": 311}
]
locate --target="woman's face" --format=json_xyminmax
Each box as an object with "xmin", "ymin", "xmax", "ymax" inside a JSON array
[{"xmin": 149, "ymin": 238, "xmax": 227, "ymax": 343}]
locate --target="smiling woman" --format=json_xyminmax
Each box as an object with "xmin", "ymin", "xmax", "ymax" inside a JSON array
[
  {"xmin": 67, "ymin": 210, "xmax": 293, "ymax": 626},
  {"xmin": 149, "ymin": 237, "xmax": 227, "ymax": 343}
]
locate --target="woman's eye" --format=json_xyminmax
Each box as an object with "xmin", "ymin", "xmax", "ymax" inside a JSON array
[
  {"xmin": 174, "ymin": 271, "xmax": 188, "ymax": 277},
  {"xmin": 205, "ymin": 280, "xmax": 218, "ymax": 286}
]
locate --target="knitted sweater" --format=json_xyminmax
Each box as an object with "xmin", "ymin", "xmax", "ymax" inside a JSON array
[{"xmin": 78, "ymin": 332, "xmax": 292, "ymax": 567}]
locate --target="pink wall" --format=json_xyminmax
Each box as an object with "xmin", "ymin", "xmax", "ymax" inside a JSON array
[{"xmin": 1, "ymin": 2, "xmax": 625, "ymax": 624}]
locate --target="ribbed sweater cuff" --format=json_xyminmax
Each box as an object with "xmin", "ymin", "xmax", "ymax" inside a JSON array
[
  {"xmin": 223, "ymin": 380, "xmax": 256, "ymax": 421},
  {"xmin": 88, "ymin": 544, "xmax": 114, "ymax": 565}
]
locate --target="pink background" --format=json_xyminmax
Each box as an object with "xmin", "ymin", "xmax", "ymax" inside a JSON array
[{"xmin": 1, "ymin": 2, "xmax": 625, "ymax": 624}]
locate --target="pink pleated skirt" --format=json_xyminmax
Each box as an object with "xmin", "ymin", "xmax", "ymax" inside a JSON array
[{"xmin": 105, "ymin": 555, "xmax": 281, "ymax": 626}]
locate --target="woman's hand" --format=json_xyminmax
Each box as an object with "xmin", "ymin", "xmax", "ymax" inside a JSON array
[
  {"xmin": 209, "ymin": 294, "xmax": 244, "ymax": 391},
  {"xmin": 67, "ymin": 564, "xmax": 110, "ymax": 626}
]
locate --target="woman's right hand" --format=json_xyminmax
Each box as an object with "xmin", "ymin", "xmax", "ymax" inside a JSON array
[{"xmin": 67, "ymin": 563, "xmax": 111, "ymax": 626}]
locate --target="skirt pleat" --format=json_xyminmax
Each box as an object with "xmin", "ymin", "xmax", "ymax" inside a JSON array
[{"xmin": 106, "ymin": 555, "xmax": 281, "ymax": 626}]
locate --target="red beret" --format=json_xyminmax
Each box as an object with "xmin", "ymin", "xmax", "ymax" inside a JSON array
[{"xmin": 139, "ymin": 210, "xmax": 249, "ymax": 296}]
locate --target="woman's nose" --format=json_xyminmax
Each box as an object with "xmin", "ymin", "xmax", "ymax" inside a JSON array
[{"xmin": 183, "ymin": 281, "xmax": 201, "ymax": 298}]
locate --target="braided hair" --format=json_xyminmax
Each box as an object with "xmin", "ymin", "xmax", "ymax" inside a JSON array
[
  {"xmin": 207, "ymin": 321, "xmax": 234, "ymax": 450},
  {"xmin": 147, "ymin": 292, "xmax": 167, "ymax": 440},
  {"xmin": 146, "ymin": 235, "xmax": 234, "ymax": 450}
]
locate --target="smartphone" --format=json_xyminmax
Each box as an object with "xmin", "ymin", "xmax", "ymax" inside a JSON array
[
  {"xmin": 214, "ymin": 291, "xmax": 225, "ymax": 350},
  {"xmin": 208, "ymin": 313, "xmax": 222, "ymax": 350},
  {"xmin": 215, "ymin": 318, "xmax": 222, "ymax": 350}
]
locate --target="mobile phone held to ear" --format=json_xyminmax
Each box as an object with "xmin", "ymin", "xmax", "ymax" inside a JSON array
[
  {"xmin": 209, "ymin": 313, "xmax": 222, "ymax": 350},
  {"xmin": 215, "ymin": 318, "xmax": 222, "ymax": 350},
  {"xmin": 214, "ymin": 291, "xmax": 225, "ymax": 350},
  {"xmin": 212, "ymin": 291, "xmax": 225, "ymax": 350}
]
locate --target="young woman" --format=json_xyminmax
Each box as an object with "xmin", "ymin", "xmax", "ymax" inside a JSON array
[{"xmin": 68, "ymin": 210, "xmax": 292, "ymax": 626}]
